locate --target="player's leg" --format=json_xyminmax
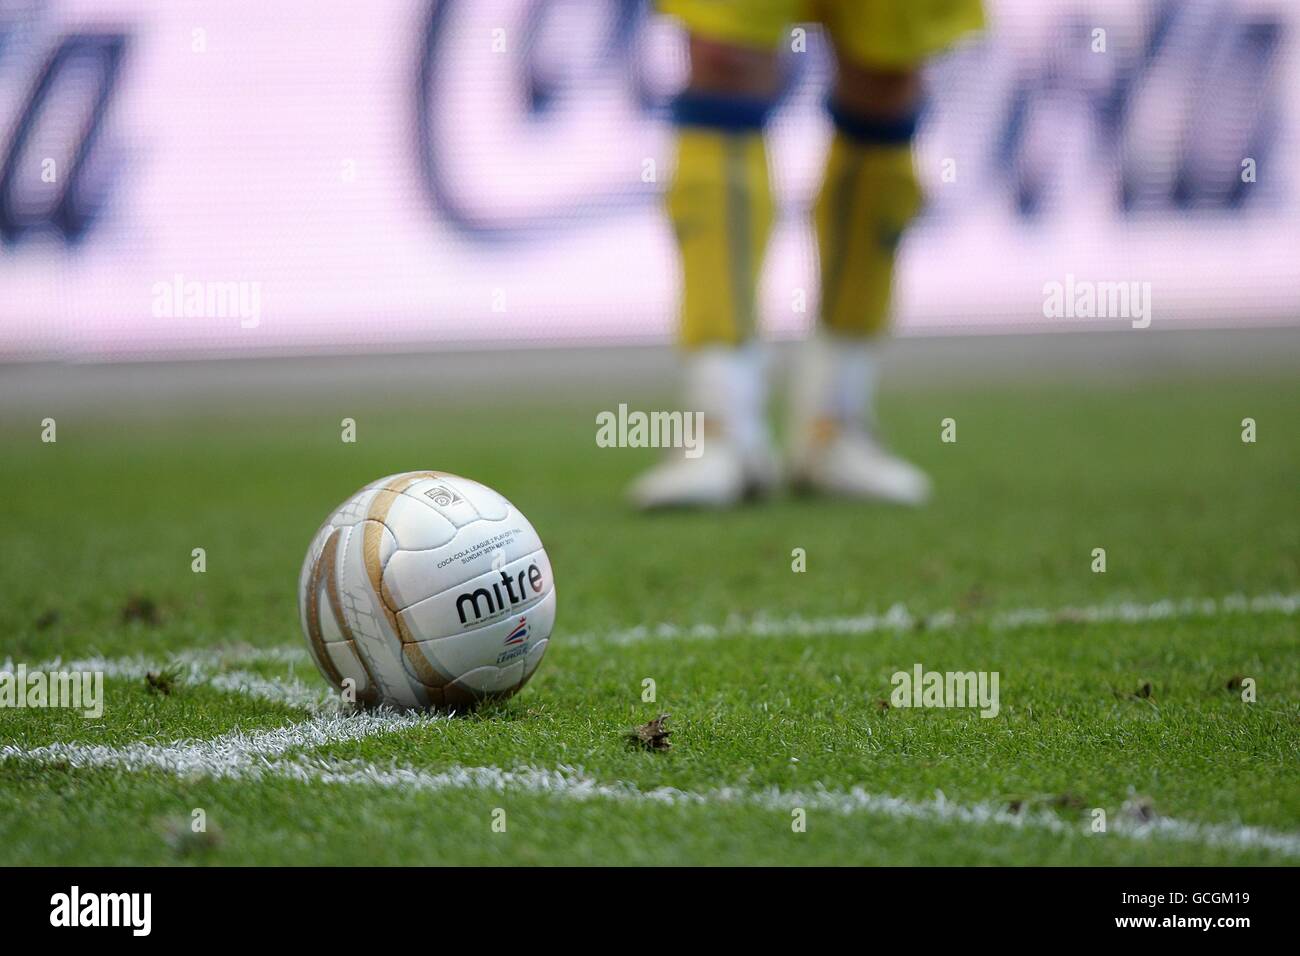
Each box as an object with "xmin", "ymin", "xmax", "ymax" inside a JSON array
[
  {"xmin": 630, "ymin": 8, "xmax": 786, "ymax": 509},
  {"xmin": 788, "ymin": 59, "xmax": 931, "ymax": 504},
  {"xmin": 788, "ymin": 0, "xmax": 983, "ymax": 505}
]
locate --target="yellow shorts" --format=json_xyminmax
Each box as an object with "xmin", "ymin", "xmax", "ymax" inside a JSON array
[{"xmin": 661, "ymin": 0, "xmax": 984, "ymax": 69}]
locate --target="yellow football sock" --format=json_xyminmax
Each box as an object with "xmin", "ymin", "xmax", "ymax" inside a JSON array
[
  {"xmin": 667, "ymin": 125, "xmax": 773, "ymax": 348},
  {"xmin": 815, "ymin": 132, "xmax": 921, "ymax": 337}
]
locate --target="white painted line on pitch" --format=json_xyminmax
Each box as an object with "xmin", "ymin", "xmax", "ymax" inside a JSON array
[
  {"xmin": 0, "ymin": 652, "xmax": 331, "ymax": 712},
  {"xmin": 5, "ymin": 590, "xmax": 1293, "ymax": 859},
  {"xmin": 4, "ymin": 724, "xmax": 1297, "ymax": 858},
  {"xmin": 8, "ymin": 591, "xmax": 1297, "ymax": 684},
  {"xmin": 566, "ymin": 590, "xmax": 1300, "ymax": 647},
  {"xmin": 0, "ymin": 712, "xmax": 440, "ymax": 778},
  {"xmin": 271, "ymin": 759, "xmax": 1300, "ymax": 859},
  {"xmin": 10, "ymin": 646, "xmax": 311, "ymax": 676},
  {"xmin": 203, "ymin": 669, "xmax": 335, "ymax": 711}
]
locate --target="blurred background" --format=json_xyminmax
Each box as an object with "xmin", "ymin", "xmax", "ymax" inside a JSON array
[{"xmin": 0, "ymin": 0, "xmax": 1297, "ymax": 362}]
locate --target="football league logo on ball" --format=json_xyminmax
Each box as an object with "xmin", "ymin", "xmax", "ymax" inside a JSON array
[{"xmin": 504, "ymin": 617, "xmax": 528, "ymax": 646}]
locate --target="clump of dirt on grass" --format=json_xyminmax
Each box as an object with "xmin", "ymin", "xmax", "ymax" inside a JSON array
[
  {"xmin": 1123, "ymin": 795, "xmax": 1158, "ymax": 823},
  {"xmin": 1114, "ymin": 682, "xmax": 1155, "ymax": 701},
  {"xmin": 1052, "ymin": 793, "xmax": 1086, "ymax": 811},
  {"xmin": 145, "ymin": 665, "xmax": 183, "ymax": 696},
  {"xmin": 121, "ymin": 593, "xmax": 161, "ymax": 626},
  {"xmin": 628, "ymin": 713, "xmax": 672, "ymax": 752},
  {"xmin": 1006, "ymin": 792, "xmax": 1087, "ymax": 815}
]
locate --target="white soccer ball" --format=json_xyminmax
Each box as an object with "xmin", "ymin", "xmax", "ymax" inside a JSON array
[{"xmin": 298, "ymin": 471, "xmax": 555, "ymax": 710}]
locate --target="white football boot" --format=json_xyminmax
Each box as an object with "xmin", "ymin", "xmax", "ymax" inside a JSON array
[
  {"xmin": 629, "ymin": 345, "xmax": 778, "ymax": 510},
  {"xmin": 787, "ymin": 331, "xmax": 931, "ymax": 506}
]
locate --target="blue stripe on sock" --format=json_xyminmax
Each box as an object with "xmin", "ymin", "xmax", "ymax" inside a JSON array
[
  {"xmin": 827, "ymin": 98, "xmax": 921, "ymax": 145},
  {"xmin": 672, "ymin": 92, "xmax": 773, "ymax": 131}
]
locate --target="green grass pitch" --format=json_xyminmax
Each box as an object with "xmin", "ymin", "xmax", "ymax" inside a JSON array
[{"xmin": 0, "ymin": 335, "xmax": 1297, "ymax": 865}]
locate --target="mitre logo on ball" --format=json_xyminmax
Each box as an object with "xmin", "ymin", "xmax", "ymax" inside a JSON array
[
  {"xmin": 298, "ymin": 471, "xmax": 555, "ymax": 711},
  {"xmin": 455, "ymin": 561, "xmax": 546, "ymax": 624}
]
